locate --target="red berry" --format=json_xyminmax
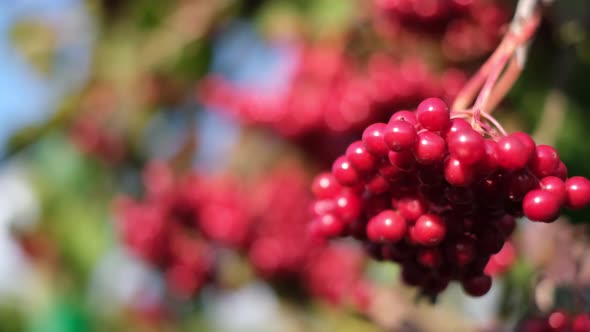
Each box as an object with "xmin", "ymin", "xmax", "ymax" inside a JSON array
[
  {"xmin": 442, "ymin": 118, "xmax": 472, "ymax": 140},
  {"xmin": 523, "ymin": 189, "xmax": 561, "ymax": 222},
  {"xmin": 415, "ymin": 131, "xmax": 446, "ymax": 165},
  {"xmin": 333, "ymin": 190, "xmax": 362, "ymax": 222},
  {"xmin": 389, "ymin": 110, "xmax": 418, "ymax": 127},
  {"xmin": 447, "ymin": 127, "xmax": 485, "ymax": 165},
  {"xmin": 512, "ymin": 132, "xmax": 536, "ymax": 159},
  {"xmin": 346, "ymin": 141, "xmax": 377, "ymax": 173},
  {"xmin": 312, "ymin": 173, "xmax": 342, "ymax": 199},
  {"xmin": 417, "ymin": 247, "xmax": 443, "ymax": 268},
  {"xmin": 388, "ymin": 150, "xmax": 417, "ymax": 171},
  {"xmin": 365, "ymin": 173, "xmax": 391, "ymax": 194},
  {"xmin": 529, "ymin": 145, "xmax": 560, "ymax": 178},
  {"xmin": 461, "ymin": 274, "xmax": 492, "ymax": 297},
  {"xmin": 444, "ymin": 156, "xmax": 475, "ymax": 186},
  {"xmin": 366, "ymin": 210, "xmax": 407, "ymax": 243},
  {"xmin": 539, "ymin": 176, "xmax": 566, "ymax": 205},
  {"xmin": 505, "ymin": 170, "xmax": 538, "ymax": 202},
  {"xmin": 362, "ymin": 123, "xmax": 389, "ymax": 156},
  {"xmin": 573, "ymin": 313, "xmax": 590, "ymax": 332},
  {"xmin": 384, "ymin": 120, "xmax": 417, "ymax": 152},
  {"xmin": 311, "ymin": 214, "xmax": 345, "ymax": 238},
  {"xmin": 446, "ymin": 236, "xmax": 476, "ymax": 267},
  {"xmin": 332, "ymin": 156, "xmax": 360, "ymax": 186},
  {"xmin": 396, "ymin": 196, "xmax": 428, "ymax": 222},
  {"xmin": 496, "ymin": 134, "xmax": 533, "ymax": 171},
  {"xmin": 477, "ymin": 139, "xmax": 499, "ymax": 175},
  {"xmin": 411, "ymin": 214, "xmax": 446, "ymax": 246},
  {"xmin": 548, "ymin": 311, "xmax": 570, "ymax": 331},
  {"xmin": 553, "ymin": 161, "xmax": 568, "ymax": 180},
  {"xmin": 416, "ymin": 98, "xmax": 450, "ymax": 131},
  {"xmin": 565, "ymin": 176, "xmax": 590, "ymax": 210}
]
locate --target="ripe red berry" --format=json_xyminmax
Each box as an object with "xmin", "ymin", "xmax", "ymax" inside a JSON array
[
  {"xmin": 442, "ymin": 118, "xmax": 472, "ymax": 140},
  {"xmin": 496, "ymin": 134, "xmax": 533, "ymax": 171},
  {"xmin": 333, "ymin": 190, "xmax": 362, "ymax": 222},
  {"xmin": 548, "ymin": 310, "xmax": 570, "ymax": 331},
  {"xmin": 312, "ymin": 173, "xmax": 342, "ymax": 199},
  {"xmin": 446, "ymin": 236, "xmax": 476, "ymax": 267},
  {"xmin": 553, "ymin": 161, "xmax": 568, "ymax": 180},
  {"xmin": 366, "ymin": 210, "xmax": 407, "ymax": 243},
  {"xmin": 573, "ymin": 313, "xmax": 590, "ymax": 332},
  {"xmin": 415, "ymin": 131, "xmax": 446, "ymax": 165},
  {"xmin": 416, "ymin": 98, "xmax": 450, "ymax": 131},
  {"xmin": 461, "ymin": 274, "xmax": 492, "ymax": 297},
  {"xmin": 447, "ymin": 127, "xmax": 485, "ymax": 165},
  {"xmin": 311, "ymin": 214, "xmax": 345, "ymax": 238},
  {"xmin": 346, "ymin": 141, "xmax": 378, "ymax": 174},
  {"xmin": 396, "ymin": 196, "xmax": 428, "ymax": 222},
  {"xmin": 362, "ymin": 123, "xmax": 389, "ymax": 156},
  {"xmin": 389, "ymin": 110, "xmax": 418, "ymax": 126},
  {"xmin": 565, "ymin": 176, "xmax": 590, "ymax": 210},
  {"xmin": 477, "ymin": 139, "xmax": 499, "ymax": 175},
  {"xmin": 539, "ymin": 176, "xmax": 566, "ymax": 205},
  {"xmin": 529, "ymin": 145, "xmax": 560, "ymax": 178},
  {"xmin": 388, "ymin": 150, "xmax": 417, "ymax": 171},
  {"xmin": 417, "ymin": 247, "xmax": 443, "ymax": 268},
  {"xmin": 332, "ymin": 156, "xmax": 360, "ymax": 186},
  {"xmin": 444, "ymin": 155, "xmax": 475, "ymax": 186},
  {"xmin": 523, "ymin": 189, "xmax": 561, "ymax": 222},
  {"xmin": 384, "ymin": 120, "xmax": 417, "ymax": 152},
  {"xmin": 512, "ymin": 132, "xmax": 536, "ymax": 159},
  {"xmin": 411, "ymin": 214, "xmax": 446, "ymax": 246}
]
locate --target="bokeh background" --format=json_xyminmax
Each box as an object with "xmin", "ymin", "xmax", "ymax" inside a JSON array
[{"xmin": 1, "ymin": 0, "xmax": 590, "ymax": 331}]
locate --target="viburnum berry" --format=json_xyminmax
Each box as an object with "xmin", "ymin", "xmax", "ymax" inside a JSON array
[
  {"xmin": 415, "ymin": 131, "xmax": 446, "ymax": 164},
  {"xmin": 362, "ymin": 123, "xmax": 389, "ymax": 156},
  {"xmin": 416, "ymin": 98, "xmax": 450, "ymax": 132},
  {"xmin": 384, "ymin": 120, "xmax": 417, "ymax": 152},
  {"xmin": 367, "ymin": 210, "xmax": 407, "ymax": 243},
  {"xmin": 523, "ymin": 189, "xmax": 561, "ymax": 223},
  {"xmin": 496, "ymin": 134, "xmax": 533, "ymax": 171},
  {"xmin": 310, "ymin": 97, "xmax": 590, "ymax": 299},
  {"xmin": 460, "ymin": 274, "xmax": 492, "ymax": 297},
  {"xmin": 565, "ymin": 176, "xmax": 590, "ymax": 210}
]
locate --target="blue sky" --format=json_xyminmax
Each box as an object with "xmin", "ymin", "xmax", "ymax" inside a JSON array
[{"xmin": 0, "ymin": 0, "xmax": 92, "ymax": 156}]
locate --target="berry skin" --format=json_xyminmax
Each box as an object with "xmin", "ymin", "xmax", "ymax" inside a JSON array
[
  {"xmin": 442, "ymin": 118, "xmax": 472, "ymax": 140},
  {"xmin": 346, "ymin": 141, "xmax": 377, "ymax": 174},
  {"xmin": 565, "ymin": 176, "xmax": 590, "ymax": 210},
  {"xmin": 362, "ymin": 123, "xmax": 389, "ymax": 156},
  {"xmin": 496, "ymin": 134, "xmax": 533, "ymax": 171},
  {"xmin": 333, "ymin": 190, "xmax": 362, "ymax": 222},
  {"xmin": 417, "ymin": 247, "xmax": 443, "ymax": 268},
  {"xmin": 312, "ymin": 173, "xmax": 342, "ymax": 199},
  {"xmin": 389, "ymin": 110, "xmax": 418, "ymax": 127},
  {"xmin": 414, "ymin": 131, "xmax": 446, "ymax": 165},
  {"xmin": 548, "ymin": 311, "xmax": 570, "ymax": 331},
  {"xmin": 523, "ymin": 189, "xmax": 561, "ymax": 223},
  {"xmin": 529, "ymin": 145, "xmax": 560, "ymax": 178},
  {"xmin": 396, "ymin": 196, "xmax": 428, "ymax": 222},
  {"xmin": 477, "ymin": 139, "xmax": 499, "ymax": 175},
  {"xmin": 573, "ymin": 313, "xmax": 590, "ymax": 332},
  {"xmin": 512, "ymin": 132, "xmax": 536, "ymax": 159},
  {"xmin": 388, "ymin": 150, "xmax": 417, "ymax": 171},
  {"xmin": 444, "ymin": 156, "xmax": 475, "ymax": 186},
  {"xmin": 332, "ymin": 156, "xmax": 360, "ymax": 186},
  {"xmin": 384, "ymin": 120, "xmax": 417, "ymax": 152},
  {"xmin": 416, "ymin": 98, "xmax": 450, "ymax": 131},
  {"xmin": 447, "ymin": 127, "xmax": 485, "ymax": 165},
  {"xmin": 461, "ymin": 274, "xmax": 492, "ymax": 297},
  {"xmin": 366, "ymin": 210, "xmax": 407, "ymax": 243},
  {"xmin": 411, "ymin": 214, "xmax": 446, "ymax": 246},
  {"xmin": 540, "ymin": 176, "xmax": 567, "ymax": 205},
  {"xmin": 553, "ymin": 161, "xmax": 568, "ymax": 180},
  {"xmin": 446, "ymin": 236, "xmax": 476, "ymax": 267},
  {"xmin": 311, "ymin": 214, "xmax": 345, "ymax": 238}
]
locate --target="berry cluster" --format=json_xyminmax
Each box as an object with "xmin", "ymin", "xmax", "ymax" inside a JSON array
[
  {"xmin": 200, "ymin": 47, "xmax": 466, "ymax": 140},
  {"xmin": 373, "ymin": 0, "xmax": 509, "ymax": 62},
  {"xmin": 116, "ymin": 161, "xmax": 251, "ymax": 297},
  {"xmin": 309, "ymin": 97, "xmax": 590, "ymax": 298},
  {"xmin": 117, "ymin": 162, "xmax": 370, "ymax": 306},
  {"xmin": 518, "ymin": 311, "xmax": 590, "ymax": 332}
]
